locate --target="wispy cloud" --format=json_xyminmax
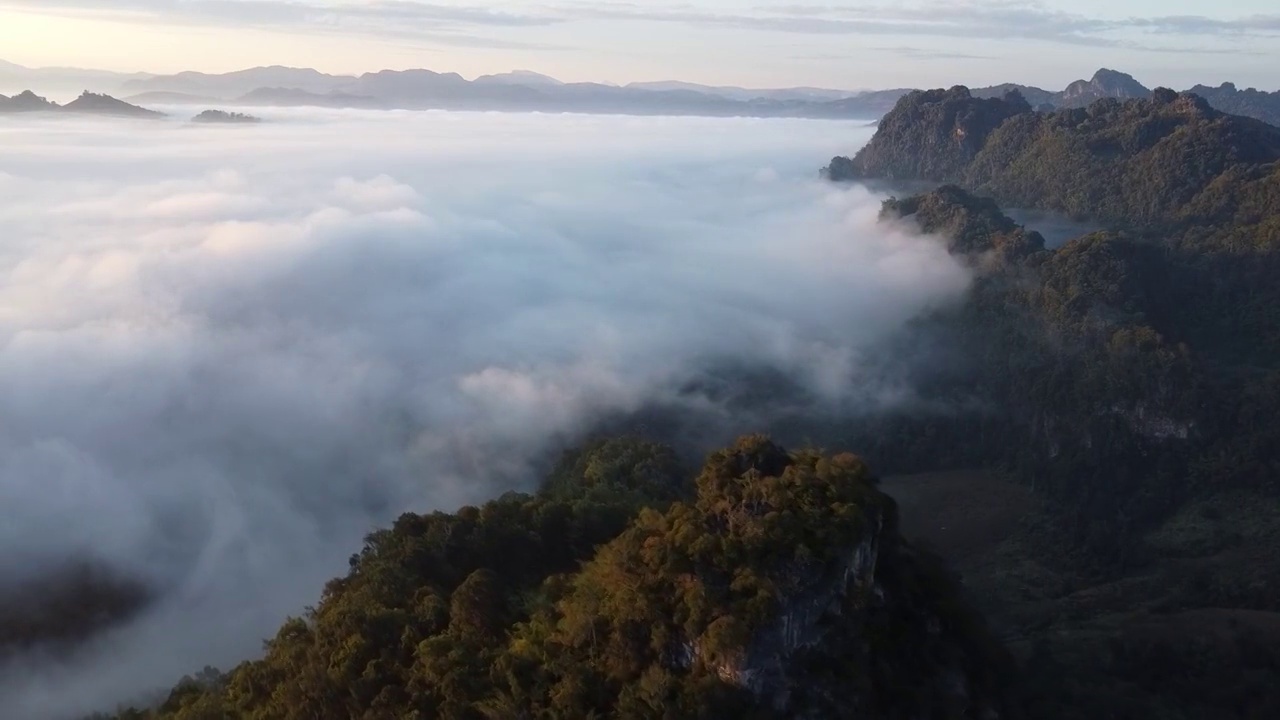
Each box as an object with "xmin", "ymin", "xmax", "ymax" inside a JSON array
[
  {"xmin": 3, "ymin": 0, "xmax": 1278, "ymax": 54},
  {"xmin": 877, "ymin": 46, "xmax": 998, "ymax": 61},
  {"xmin": 0, "ymin": 0, "xmax": 565, "ymax": 50},
  {"xmin": 565, "ymin": 1, "xmax": 1280, "ymax": 49}
]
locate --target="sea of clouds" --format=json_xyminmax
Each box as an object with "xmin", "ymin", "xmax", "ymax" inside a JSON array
[{"xmin": 0, "ymin": 107, "xmax": 970, "ymax": 717}]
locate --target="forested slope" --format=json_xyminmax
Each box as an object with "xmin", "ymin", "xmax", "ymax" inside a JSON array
[
  {"xmin": 99, "ymin": 438, "xmax": 1016, "ymax": 720},
  {"xmin": 822, "ymin": 88, "xmax": 1280, "ymax": 718}
]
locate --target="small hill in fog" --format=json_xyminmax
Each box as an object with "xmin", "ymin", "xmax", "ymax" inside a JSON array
[
  {"xmin": 62, "ymin": 91, "xmax": 164, "ymax": 117},
  {"xmin": 192, "ymin": 109, "xmax": 262, "ymax": 124},
  {"xmin": 0, "ymin": 90, "xmax": 60, "ymax": 112}
]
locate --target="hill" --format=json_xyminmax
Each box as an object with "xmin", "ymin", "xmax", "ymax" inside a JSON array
[
  {"xmin": 1185, "ymin": 82, "xmax": 1280, "ymax": 127},
  {"xmin": 473, "ymin": 70, "xmax": 564, "ymax": 88},
  {"xmin": 61, "ymin": 91, "xmax": 164, "ymax": 118},
  {"xmin": 97, "ymin": 437, "xmax": 1016, "ymax": 719},
  {"xmin": 0, "ymin": 90, "xmax": 59, "ymax": 112},
  {"xmin": 191, "ymin": 110, "xmax": 261, "ymax": 124},
  {"xmin": 1057, "ymin": 68, "xmax": 1150, "ymax": 108}
]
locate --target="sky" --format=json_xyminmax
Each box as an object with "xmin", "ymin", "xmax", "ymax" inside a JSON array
[{"xmin": 0, "ymin": 1, "xmax": 1277, "ymax": 89}]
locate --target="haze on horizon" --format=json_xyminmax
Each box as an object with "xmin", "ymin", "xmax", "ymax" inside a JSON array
[{"xmin": 0, "ymin": 0, "xmax": 1277, "ymax": 91}]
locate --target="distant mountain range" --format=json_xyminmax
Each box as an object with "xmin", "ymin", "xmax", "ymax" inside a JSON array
[
  {"xmin": 0, "ymin": 59, "xmax": 152, "ymax": 97},
  {"xmin": 110, "ymin": 65, "xmax": 908, "ymax": 119},
  {"xmin": 113, "ymin": 65, "xmax": 1280, "ymax": 126},
  {"xmin": 2, "ymin": 61, "xmax": 1277, "ymax": 126}
]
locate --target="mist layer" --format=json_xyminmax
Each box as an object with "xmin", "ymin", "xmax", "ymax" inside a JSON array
[{"xmin": 0, "ymin": 108, "xmax": 969, "ymax": 717}]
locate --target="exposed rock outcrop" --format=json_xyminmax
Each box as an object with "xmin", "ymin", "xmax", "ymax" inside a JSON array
[{"xmin": 1059, "ymin": 68, "xmax": 1150, "ymax": 108}]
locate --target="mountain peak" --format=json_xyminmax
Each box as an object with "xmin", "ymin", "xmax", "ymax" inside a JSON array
[
  {"xmin": 62, "ymin": 91, "xmax": 164, "ymax": 117},
  {"xmin": 1056, "ymin": 68, "xmax": 1150, "ymax": 107},
  {"xmin": 1090, "ymin": 68, "xmax": 1146, "ymax": 92},
  {"xmin": 474, "ymin": 70, "xmax": 563, "ymax": 87},
  {"xmin": 1, "ymin": 90, "xmax": 59, "ymax": 111}
]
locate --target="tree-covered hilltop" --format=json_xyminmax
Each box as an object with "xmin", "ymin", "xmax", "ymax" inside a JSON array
[
  {"xmin": 99, "ymin": 437, "xmax": 1017, "ymax": 720},
  {"xmin": 191, "ymin": 109, "xmax": 262, "ymax": 124},
  {"xmin": 62, "ymin": 91, "xmax": 165, "ymax": 118}
]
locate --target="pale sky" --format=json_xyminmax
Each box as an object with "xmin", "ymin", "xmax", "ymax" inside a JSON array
[{"xmin": 0, "ymin": 1, "xmax": 1277, "ymax": 89}]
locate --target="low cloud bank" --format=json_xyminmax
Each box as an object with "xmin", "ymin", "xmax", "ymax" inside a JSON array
[{"xmin": 0, "ymin": 109, "xmax": 970, "ymax": 717}]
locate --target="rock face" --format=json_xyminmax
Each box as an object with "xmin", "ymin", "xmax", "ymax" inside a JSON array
[
  {"xmin": 1059, "ymin": 68, "xmax": 1150, "ymax": 107},
  {"xmin": 685, "ymin": 508, "xmax": 886, "ymax": 706},
  {"xmin": 0, "ymin": 90, "xmax": 164, "ymax": 118}
]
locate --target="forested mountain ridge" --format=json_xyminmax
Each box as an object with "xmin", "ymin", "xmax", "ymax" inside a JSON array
[
  {"xmin": 97, "ymin": 437, "xmax": 1016, "ymax": 719},
  {"xmin": 828, "ymin": 85, "xmax": 1280, "ymax": 552},
  {"xmin": 830, "ymin": 86, "xmax": 1280, "ymax": 228},
  {"xmin": 821, "ymin": 88, "xmax": 1280, "ymax": 716}
]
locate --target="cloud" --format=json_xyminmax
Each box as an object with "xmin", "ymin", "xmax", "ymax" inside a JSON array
[
  {"xmin": 2, "ymin": 0, "xmax": 558, "ymax": 27},
  {"xmin": 564, "ymin": 1, "xmax": 1280, "ymax": 50},
  {"xmin": 0, "ymin": 108, "xmax": 970, "ymax": 718},
  {"xmin": 874, "ymin": 46, "xmax": 998, "ymax": 61},
  {"xmin": 0, "ymin": 0, "xmax": 565, "ymax": 50},
  {"xmin": 6, "ymin": 0, "xmax": 1279, "ymax": 54}
]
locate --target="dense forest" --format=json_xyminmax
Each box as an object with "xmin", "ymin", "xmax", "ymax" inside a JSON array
[
  {"xmin": 821, "ymin": 86, "xmax": 1280, "ymax": 717},
  {"xmin": 86, "ymin": 87, "xmax": 1280, "ymax": 718},
  {"xmin": 93, "ymin": 437, "xmax": 1016, "ymax": 719}
]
